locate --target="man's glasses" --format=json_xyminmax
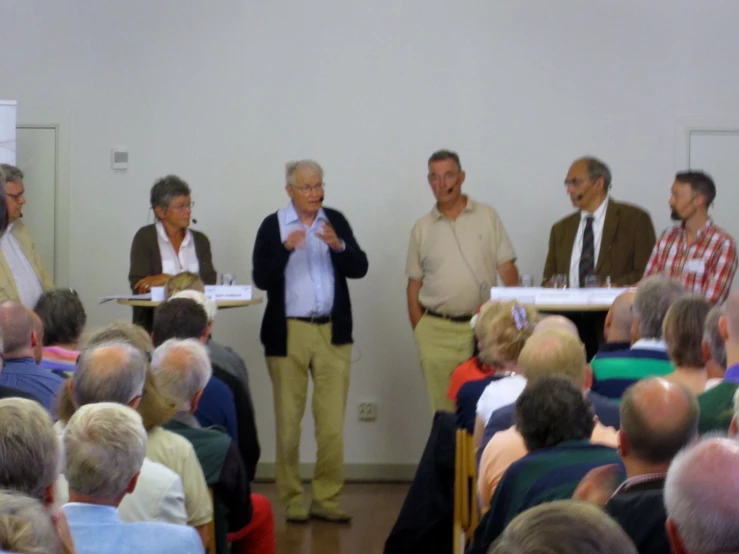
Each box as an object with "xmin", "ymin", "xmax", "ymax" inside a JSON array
[
  {"xmin": 6, "ymin": 191, "xmax": 25, "ymax": 201},
  {"xmin": 292, "ymin": 183, "xmax": 325, "ymax": 195},
  {"xmin": 169, "ymin": 201, "xmax": 195, "ymax": 212}
]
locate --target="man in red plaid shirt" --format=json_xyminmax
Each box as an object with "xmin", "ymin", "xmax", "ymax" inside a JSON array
[{"xmin": 643, "ymin": 171, "xmax": 737, "ymax": 304}]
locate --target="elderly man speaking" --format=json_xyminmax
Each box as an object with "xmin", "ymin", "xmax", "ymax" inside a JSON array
[{"xmin": 253, "ymin": 160, "xmax": 368, "ymax": 523}]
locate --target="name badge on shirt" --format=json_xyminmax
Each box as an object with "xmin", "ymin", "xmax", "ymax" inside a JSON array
[{"xmin": 684, "ymin": 258, "xmax": 706, "ymax": 274}]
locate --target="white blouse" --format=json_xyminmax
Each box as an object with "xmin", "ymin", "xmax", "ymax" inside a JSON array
[{"xmin": 156, "ymin": 222, "xmax": 199, "ymax": 276}]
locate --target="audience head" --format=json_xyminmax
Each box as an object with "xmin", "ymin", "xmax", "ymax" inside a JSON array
[
  {"xmin": 152, "ymin": 298, "xmax": 209, "ymax": 347},
  {"xmin": 631, "ymin": 276, "xmax": 685, "ymax": 342},
  {"xmin": 28, "ymin": 311, "xmax": 43, "ymax": 364},
  {"xmin": 489, "ymin": 500, "xmax": 637, "ymax": 554},
  {"xmin": 150, "ymin": 175, "xmax": 192, "ymax": 229},
  {"xmin": 150, "ymin": 338, "xmax": 212, "ymax": 413},
  {"xmin": 0, "ymin": 163, "xmax": 25, "ymax": 224},
  {"xmin": 532, "ymin": 315, "xmax": 580, "ymax": 338},
  {"xmin": 604, "ymin": 290, "xmax": 635, "ymax": 343},
  {"xmin": 33, "ymin": 289, "xmax": 86, "ymax": 349},
  {"xmin": 72, "ymin": 341, "xmax": 147, "ymax": 409},
  {"xmin": 670, "ymin": 170, "xmax": 716, "ymax": 221},
  {"xmin": 619, "ymin": 378, "xmax": 698, "ymax": 468},
  {"xmin": 514, "ymin": 375, "xmax": 595, "ymax": 452},
  {"xmin": 170, "ymin": 290, "xmax": 217, "ymax": 323},
  {"xmin": 664, "ymin": 437, "xmax": 739, "ymax": 554},
  {"xmin": 517, "ymin": 329, "xmax": 589, "ymax": 389},
  {"xmin": 721, "ymin": 288, "xmax": 739, "ymax": 365},
  {"xmin": 164, "ymin": 271, "xmax": 205, "ymax": 299},
  {"xmin": 0, "ymin": 398, "xmax": 58, "ymax": 504},
  {"xmin": 64, "ymin": 403, "xmax": 147, "ymax": 504},
  {"xmin": 81, "ymin": 320, "xmax": 153, "ymax": 356},
  {"xmin": 0, "ymin": 301, "xmax": 37, "ymax": 359},
  {"xmin": 728, "ymin": 387, "xmax": 739, "ymax": 437},
  {"xmin": 703, "ymin": 303, "xmax": 727, "ymax": 380},
  {"xmin": 0, "ymin": 490, "xmax": 59, "ymax": 554},
  {"xmin": 663, "ymin": 294, "xmax": 711, "ymax": 369},
  {"xmin": 565, "ymin": 157, "xmax": 611, "ymax": 212},
  {"xmin": 477, "ymin": 302, "xmax": 538, "ymax": 367}
]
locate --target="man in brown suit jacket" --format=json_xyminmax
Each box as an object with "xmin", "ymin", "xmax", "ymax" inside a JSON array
[
  {"xmin": 543, "ymin": 157, "xmax": 656, "ymax": 359},
  {"xmin": 543, "ymin": 157, "xmax": 656, "ymax": 287}
]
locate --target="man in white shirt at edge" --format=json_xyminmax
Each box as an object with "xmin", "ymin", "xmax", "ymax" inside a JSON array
[{"xmin": 0, "ymin": 164, "xmax": 53, "ymax": 308}]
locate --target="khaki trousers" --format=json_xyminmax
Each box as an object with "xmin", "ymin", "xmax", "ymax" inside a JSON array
[
  {"xmin": 266, "ymin": 319, "xmax": 351, "ymax": 510},
  {"xmin": 414, "ymin": 314, "xmax": 475, "ymax": 414}
]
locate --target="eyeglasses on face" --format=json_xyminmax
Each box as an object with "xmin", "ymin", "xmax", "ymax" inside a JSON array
[
  {"xmin": 169, "ymin": 201, "xmax": 195, "ymax": 211},
  {"xmin": 6, "ymin": 190, "xmax": 25, "ymax": 201},
  {"xmin": 292, "ymin": 183, "xmax": 325, "ymax": 195}
]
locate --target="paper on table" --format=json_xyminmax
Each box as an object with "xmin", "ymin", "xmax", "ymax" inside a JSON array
[{"xmin": 99, "ymin": 293, "xmax": 152, "ymax": 304}]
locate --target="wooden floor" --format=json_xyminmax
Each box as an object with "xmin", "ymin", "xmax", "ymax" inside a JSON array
[{"xmin": 252, "ymin": 482, "xmax": 410, "ymax": 554}]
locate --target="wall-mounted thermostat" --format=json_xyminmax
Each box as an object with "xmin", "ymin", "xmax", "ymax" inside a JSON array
[{"xmin": 111, "ymin": 147, "xmax": 129, "ymax": 170}]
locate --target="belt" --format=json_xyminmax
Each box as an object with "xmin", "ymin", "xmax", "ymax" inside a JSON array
[
  {"xmin": 288, "ymin": 315, "xmax": 331, "ymax": 325},
  {"xmin": 423, "ymin": 308, "xmax": 474, "ymax": 323}
]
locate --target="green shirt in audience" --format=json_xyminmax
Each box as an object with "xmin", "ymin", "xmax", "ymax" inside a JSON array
[{"xmin": 698, "ymin": 382, "xmax": 738, "ymax": 434}]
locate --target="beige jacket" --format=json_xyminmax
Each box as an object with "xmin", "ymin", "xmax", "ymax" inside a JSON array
[{"xmin": 0, "ymin": 221, "xmax": 54, "ymax": 301}]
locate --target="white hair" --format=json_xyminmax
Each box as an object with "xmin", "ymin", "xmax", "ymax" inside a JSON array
[
  {"xmin": 150, "ymin": 338, "xmax": 212, "ymax": 411},
  {"xmin": 285, "ymin": 159, "xmax": 323, "ymax": 186},
  {"xmin": 0, "ymin": 490, "xmax": 59, "ymax": 554},
  {"xmin": 170, "ymin": 290, "xmax": 217, "ymax": 322},
  {"xmin": 664, "ymin": 437, "xmax": 739, "ymax": 552},
  {"xmin": 0, "ymin": 398, "xmax": 59, "ymax": 500},
  {"xmin": 63, "ymin": 402, "xmax": 147, "ymax": 500},
  {"xmin": 73, "ymin": 341, "xmax": 147, "ymax": 408}
]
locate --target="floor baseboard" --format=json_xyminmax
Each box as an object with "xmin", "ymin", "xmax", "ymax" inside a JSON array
[{"xmin": 254, "ymin": 462, "xmax": 417, "ymax": 482}]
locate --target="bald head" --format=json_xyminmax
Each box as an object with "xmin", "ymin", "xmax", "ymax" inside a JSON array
[
  {"xmin": 533, "ymin": 315, "xmax": 580, "ymax": 339},
  {"xmin": 73, "ymin": 341, "xmax": 147, "ymax": 408},
  {"xmin": 725, "ymin": 288, "xmax": 739, "ymax": 342},
  {"xmin": 604, "ymin": 290, "xmax": 635, "ymax": 343},
  {"xmin": 518, "ymin": 329, "xmax": 587, "ymax": 387},
  {"xmin": 665, "ymin": 438, "xmax": 739, "ymax": 553},
  {"xmin": 620, "ymin": 378, "xmax": 698, "ymax": 465},
  {"xmin": 0, "ymin": 301, "xmax": 34, "ymax": 356}
]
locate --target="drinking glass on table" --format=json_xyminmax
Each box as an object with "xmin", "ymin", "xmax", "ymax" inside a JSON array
[
  {"xmin": 584, "ymin": 275, "xmax": 601, "ymax": 288},
  {"xmin": 521, "ymin": 274, "xmax": 534, "ymax": 287},
  {"xmin": 552, "ymin": 274, "xmax": 567, "ymax": 289},
  {"xmin": 220, "ymin": 273, "xmax": 236, "ymax": 286}
]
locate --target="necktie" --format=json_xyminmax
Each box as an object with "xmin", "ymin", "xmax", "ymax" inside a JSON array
[{"xmin": 579, "ymin": 216, "xmax": 595, "ymax": 286}]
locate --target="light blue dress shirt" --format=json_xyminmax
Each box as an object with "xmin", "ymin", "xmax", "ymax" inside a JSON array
[
  {"xmin": 278, "ymin": 202, "xmax": 336, "ymax": 317},
  {"xmin": 64, "ymin": 503, "xmax": 203, "ymax": 554},
  {"xmin": 0, "ymin": 357, "xmax": 64, "ymax": 412}
]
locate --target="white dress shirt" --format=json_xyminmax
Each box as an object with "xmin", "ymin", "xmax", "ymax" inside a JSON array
[
  {"xmin": 475, "ymin": 374, "xmax": 527, "ymax": 425},
  {"xmin": 569, "ymin": 196, "xmax": 609, "ymax": 288},
  {"xmin": 0, "ymin": 222, "xmax": 44, "ymax": 308},
  {"xmin": 156, "ymin": 222, "xmax": 199, "ymax": 276}
]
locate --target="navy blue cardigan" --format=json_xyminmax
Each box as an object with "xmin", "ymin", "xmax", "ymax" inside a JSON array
[{"xmin": 252, "ymin": 207, "xmax": 368, "ymax": 357}]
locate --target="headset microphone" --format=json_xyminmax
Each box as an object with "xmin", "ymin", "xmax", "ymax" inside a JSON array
[
  {"xmin": 447, "ymin": 187, "xmax": 454, "ymax": 194},
  {"xmin": 575, "ymin": 194, "xmax": 584, "ymax": 201},
  {"xmin": 319, "ymin": 196, "xmax": 324, "ymax": 202},
  {"xmin": 192, "ymin": 218, "xmax": 198, "ymax": 224}
]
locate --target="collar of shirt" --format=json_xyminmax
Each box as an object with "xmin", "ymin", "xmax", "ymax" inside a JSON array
[
  {"xmin": 2, "ymin": 357, "xmax": 37, "ymax": 369},
  {"xmin": 612, "ymin": 472, "xmax": 667, "ymax": 497},
  {"xmin": 155, "ymin": 221, "xmax": 192, "ymax": 247},
  {"xmin": 284, "ymin": 201, "xmax": 327, "ymax": 227},
  {"xmin": 679, "ymin": 218, "xmax": 714, "ymax": 239},
  {"xmin": 431, "ymin": 196, "xmax": 476, "ymax": 219},
  {"xmin": 171, "ymin": 411, "xmax": 202, "ymax": 429},
  {"xmin": 63, "ymin": 503, "xmax": 120, "ymax": 523},
  {"xmin": 581, "ymin": 195, "xmax": 609, "ymax": 222},
  {"xmin": 598, "ymin": 341, "xmax": 631, "ymax": 354},
  {"xmin": 724, "ymin": 364, "xmax": 739, "ymax": 383},
  {"xmin": 631, "ymin": 338, "xmax": 667, "ymax": 351}
]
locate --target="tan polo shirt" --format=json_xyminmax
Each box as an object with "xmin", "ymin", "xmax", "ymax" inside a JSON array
[{"xmin": 406, "ymin": 198, "xmax": 516, "ymax": 315}]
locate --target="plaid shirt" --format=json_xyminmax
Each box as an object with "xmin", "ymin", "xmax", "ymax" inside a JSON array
[{"xmin": 644, "ymin": 220, "xmax": 738, "ymax": 304}]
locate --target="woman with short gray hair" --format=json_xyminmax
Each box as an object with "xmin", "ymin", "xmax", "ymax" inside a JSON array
[{"xmin": 128, "ymin": 175, "xmax": 217, "ymax": 331}]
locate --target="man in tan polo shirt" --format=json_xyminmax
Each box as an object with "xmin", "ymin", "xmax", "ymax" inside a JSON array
[{"xmin": 406, "ymin": 149, "xmax": 520, "ymax": 414}]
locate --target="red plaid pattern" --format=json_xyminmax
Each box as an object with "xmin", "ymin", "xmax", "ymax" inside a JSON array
[{"xmin": 644, "ymin": 220, "xmax": 738, "ymax": 304}]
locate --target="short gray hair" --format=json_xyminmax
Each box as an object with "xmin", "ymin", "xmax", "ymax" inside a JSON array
[
  {"xmin": 490, "ymin": 500, "xmax": 637, "ymax": 554},
  {"xmin": 285, "ymin": 160, "xmax": 323, "ymax": 186},
  {"xmin": 73, "ymin": 341, "xmax": 147, "ymax": 407},
  {"xmin": 664, "ymin": 437, "xmax": 739, "ymax": 552},
  {"xmin": 0, "ymin": 490, "xmax": 58, "ymax": 554},
  {"xmin": 633, "ymin": 276, "xmax": 685, "ymax": 339},
  {"xmin": 170, "ymin": 290, "xmax": 217, "ymax": 322},
  {"xmin": 0, "ymin": 398, "xmax": 59, "ymax": 500},
  {"xmin": 0, "ymin": 164, "xmax": 23, "ymax": 184},
  {"xmin": 64, "ymin": 403, "xmax": 147, "ymax": 500},
  {"xmin": 0, "ymin": 301, "xmax": 33, "ymax": 354},
  {"xmin": 704, "ymin": 303, "xmax": 727, "ymax": 369},
  {"xmin": 149, "ymin": 175, "xmax": 191, "ymax": 212},
  {"xmin": 575, "ymin": 156, "xmax": 612, "ymax": 190},
  {"xmin": 150, "ymin": 338, "xmax": 211, "ymax": 411}
]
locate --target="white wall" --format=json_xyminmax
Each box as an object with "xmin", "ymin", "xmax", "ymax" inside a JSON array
[{"xmin": 4, "ymin": 0, "xmax": 739, "ymax": 467}]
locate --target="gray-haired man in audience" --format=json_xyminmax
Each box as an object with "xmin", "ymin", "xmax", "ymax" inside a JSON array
[
  {"xmin": 664, "ymin": 437, "xmax": 739, "ymax": 554},
  {"xmin": 702, "ymin": 303, "xmax": 727, "ymax": 389},
  {"xmin": 63, "ymin": 340, "xmax": 211, "ymax": 544},
  {"xmin": 62, "ymin": 402, "xmax": 203, "ymax": 553}
]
